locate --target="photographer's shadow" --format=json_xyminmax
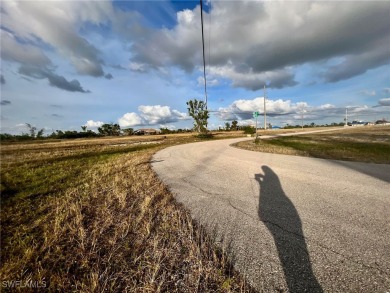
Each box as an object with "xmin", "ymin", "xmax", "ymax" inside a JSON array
[{"xmin": 255, "ymin": 166, "xmax": 323, "ymax": 293}]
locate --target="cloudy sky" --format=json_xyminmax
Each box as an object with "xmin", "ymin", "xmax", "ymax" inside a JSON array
[{"xmin": 1, "ymin": 0, "xmax": 389, "ymax": 134}]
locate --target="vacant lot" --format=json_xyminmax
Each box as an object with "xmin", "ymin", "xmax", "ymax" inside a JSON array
[
  {"xmin": 234, "ymin": 126, "xmax": 390, "ymax": 164},
  {"xmin": 1, "ymin": 133, "xmax": 253, "ymax": 292}
]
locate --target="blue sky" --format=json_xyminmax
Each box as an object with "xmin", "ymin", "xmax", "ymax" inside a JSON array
[{"xmin": 1, "ymin": 0, "xmax": 389, "ymax": 134}]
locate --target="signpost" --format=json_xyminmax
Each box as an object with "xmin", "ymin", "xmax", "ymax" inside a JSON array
[{"xmin": 253, "ymin": 111, "xmax": 260, "ymax": 139}]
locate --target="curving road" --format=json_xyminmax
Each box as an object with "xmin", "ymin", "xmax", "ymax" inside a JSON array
[{"xmin": 152, "ymin": 137, "xmax": 390, "ymax": 292}]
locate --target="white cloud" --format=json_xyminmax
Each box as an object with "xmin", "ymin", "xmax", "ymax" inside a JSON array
[
  {"xmin": 85, "ymin": 120, "xmax": 104, "ymax": 128},
  {"xmin": 197, "ymin": 76, "xmax": 219, "ymax": 87},
  {"xmin": 379, "ymin": 98, "xmax": 390, "ymax": 106},
  {"xmin": 159, "ymin": 124, "xmax": 176, "ymax": 130},
  {"xmin": 360, "ymin": 90, "xmax": 376, "ymax": 96},
  {"xmin": 209, "ymin": 64, "xmax": 296, "ymax": 90},
  {"xmin": 217, "ymin": 97, "xmax": 341, "ymax": 122},
  {"xmin": 1, "ymin": 1, "xmax": 114, "ymax": 76},
  {"xmin": 129, "ymin": 62, "xmax": 148, "ymax": 72},
  {"xmin": 229, "ymin": 97, "xmax": 300, "ymax": 115},
  {"xmin": 319, "ymin": 104, "xmax": 335, "ymax": 110},
  {"xmin": 118, "ymin": 105, "xmax": 188, "ymax": 127},
  {"xmin": 138, "ymin": 105, "xmax": 188, "ymax": 124},
  {"xmin": 1, "ymin": 30, "xmax": 51, "ymax": 67},
  {"xmin": 130, "ymin": 1, "xmax": 389, "ymax": 87},
  {"xmin": 118, "ymin": 112, "xmax": 143, "ymax": 127}
]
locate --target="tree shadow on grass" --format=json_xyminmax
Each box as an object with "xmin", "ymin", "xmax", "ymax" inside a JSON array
[{"xmin": 255, "ymin": 166, "xmax": 323, "ymax": 293}]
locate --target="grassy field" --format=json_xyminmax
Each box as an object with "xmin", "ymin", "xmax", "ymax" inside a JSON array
[
  {"xmin": 234, "ymin": 125, "xmax": 390, "ymax": 164},
  {"xmin": 1, "ymin": 133, "xmax": 255, "ymax": 292}
]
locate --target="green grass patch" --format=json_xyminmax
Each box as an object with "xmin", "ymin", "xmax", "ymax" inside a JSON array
[
  {"xmin": 234, "ymin": 127, "xmax": 390, "ymax": 164},
  {"xmin": 1, "ymin": 144, "xmax": 158, "ymax": 203}
]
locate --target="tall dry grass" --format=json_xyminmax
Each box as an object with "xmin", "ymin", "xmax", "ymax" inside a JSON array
[{"xmin": 1, "ymin": 136, "xmax": 253, "ymax": 292}]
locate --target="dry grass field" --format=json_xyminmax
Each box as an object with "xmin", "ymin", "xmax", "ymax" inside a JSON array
[
  {"xmin": 1, "ymin": 133, "xmax": 254, "ymax": 292},
  {"xmin": 234, "ymin": 125, "xmax": 390, "ymax": 164}
]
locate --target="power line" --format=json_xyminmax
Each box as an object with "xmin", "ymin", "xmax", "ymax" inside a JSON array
[
  {"xmin": 208, "ymin": 0, "xmax": 211, "ymax": 88},
  {"xmin": 200, "ymin": 0, "xmax": 208, "ymax": 109}
]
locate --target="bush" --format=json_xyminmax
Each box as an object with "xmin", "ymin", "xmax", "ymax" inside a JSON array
[
  {"xmin": 241, "ymin": 126, "xmax": 256, "ymax": 134},
  {"xmin": 196, "ymin": 133, "xmax": 214, "ymax": 139}
]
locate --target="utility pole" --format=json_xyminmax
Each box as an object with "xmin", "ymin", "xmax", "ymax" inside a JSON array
[
  {"xmin": 199, "ymin": 0, "xmax": 207, "ymax": 109},
  {"xmin": 256, "ymin": 114, "xmax": 258, "ymax": 138},
  {"xmin": 345, "ymin": 108, "xmax": 348, "ymax": 126},
  {"xmin": 253, "ymin": 111, "xmax": 259, "ymax": 139},
  {"xmin": 263, "ymin": 85, "xmax": 267, "ymax": 130},
  {"xmin": 300, "ymin": 104, "xmax": 305, "ymax": 129}
]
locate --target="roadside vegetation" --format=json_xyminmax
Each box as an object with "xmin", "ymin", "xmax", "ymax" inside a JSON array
[
  {"xmin": 233, "ymin": 126, "xmax": 390, "ymax": 164},
  {"xmin": 1, "ymin": 133, "xmax": 253, "ymax": 292}
]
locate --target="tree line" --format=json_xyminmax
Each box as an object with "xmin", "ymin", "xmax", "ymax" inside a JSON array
[{"xmin": 0, "ymin": 99, "xmax": 348, "ymax": 142}]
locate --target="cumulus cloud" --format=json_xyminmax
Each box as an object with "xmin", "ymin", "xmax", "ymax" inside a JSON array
[
  {"xmin": 105, "ymin": 73, "xmax": 113, "ymax": 80},
  {"xmin": 207, "ymin": 64, "xmax": 297, "ymax": 90},
  {"xmin": 379, "ymin": 98, "xmax": 390, "ymax": 106},
  {"xmin": 1, "ymin": 29, "xmax": 52, "ymax": 67},
  {"xmin": 139, "ymin": 105, "xmax": 187, "ymax": 124},
  {"xmin": 118, "ymin": 105, "xmax": 188, "ymax": 127},
  {"xmin": 85, "ymin": 120, "xmax": 104, "ymax": 128},
  {"xmin": 18, "ymin": 65, "xmax": 90, "ymax": 93},
  {"xmin": 217, "ymin": 96, "xmax": 348, "ymax": 122},
  {"xmin": 218, "ymin": 97, "xmax": 302, "ymax": 120},
  {"xmin": 129, "ymin": 1, "xmax": 389, "ymax": 88},
  {"xmin": 1, "ymin": 1, "xmax": 110, "ymax": 77},
  {"xmin": 323, "ymin": 40, "xmax": 390, "ymax": 83},
  {"xmin": 118, "ymin": 112, "xmax": 143, "ymax": 127},
  {"xmin": 319, "ymin": 104, "xmax": 336, "ymax": 110}
]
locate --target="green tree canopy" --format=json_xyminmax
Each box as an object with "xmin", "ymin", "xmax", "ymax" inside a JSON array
[
  {"xmin": 98, "ymin": 123, "xmax": 121, "ymax": 136},
  {"xmin": 186, "ymin": 99, "xmax": 209, "ymax": 133},
  {"xmin": 231, "ymin": 120, "xmax": 238, "ymax": 130}
]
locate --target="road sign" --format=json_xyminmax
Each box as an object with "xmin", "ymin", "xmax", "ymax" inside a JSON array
[{"xmin": 253, "ymin": 111, "xmax": 260, "ymax": 118}]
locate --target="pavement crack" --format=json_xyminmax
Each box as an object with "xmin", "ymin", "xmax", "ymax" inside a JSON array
[
  {"xmin": 227, "ymin": 199, "xmax": 257, "ymax": 220},
  {"xmin": 182, "ymin": 178, "xmax": 223, "ymax": 197}
]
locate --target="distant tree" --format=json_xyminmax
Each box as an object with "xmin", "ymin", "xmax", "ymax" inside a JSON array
[
  {"xmin": 225, "ymin": 122, "xmax": 230, "ymax": 131},
  {"xmin": 81, "ymin": 125, "xmax": 87, "ymax": 132},
  {"xmin": 98, "ymin": 123, "xmax": 121, "ymax": 136},
  {"xmin": 26, "ymin": 123, "xmax": 37, "ymax": 138},
  {"xmin": 231, "ymin": 120, "xmax": 238, "ymax": 130},
  {"xmin": 25, "ymin": 123, "xmax": 44, "ymax": 138},
  {"xmin": 123, "ymin": 128, "xmax": 134, "ymax": 136},
  {"xmin": 186, "ymin": 99, "xmax": 209, "ymax": 133},
  {"xmin": 160, "ymin": 128, "xmax": 172, "ymax": 135},
  {"xmin": 37, "ymin": 128, "xmax": 44, "ymax": 138}
]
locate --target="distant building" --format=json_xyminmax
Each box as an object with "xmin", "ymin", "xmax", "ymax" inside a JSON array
[
  {"xmin": 134, "ymin": 128, "xmax": 161, "ymax": 135},
  {"xmin": 375, "ymin": 119, "xmax": 388, "ymax": 125},
  {"xmin": 350, "ymin": 120, "xmax": 365, "ymax": 126}
]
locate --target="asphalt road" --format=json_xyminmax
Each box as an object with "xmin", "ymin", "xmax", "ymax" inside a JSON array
[{"xmin": 152, "ymin": 137, "xmax": 390, "ymax": 292}]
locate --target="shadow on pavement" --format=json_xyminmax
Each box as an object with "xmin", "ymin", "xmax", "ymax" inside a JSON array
[
  {"xmin": 255, "ymin": 166, "xmax": 323, "ymax": 293},
  {"xmin": 331, "ymin": 160, "xmax": 390, "ymax": 183}
]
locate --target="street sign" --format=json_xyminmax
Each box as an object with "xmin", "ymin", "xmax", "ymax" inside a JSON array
[{"xmin": 253, "ymin": 111, "xmax": 260, "ymax": 118}]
